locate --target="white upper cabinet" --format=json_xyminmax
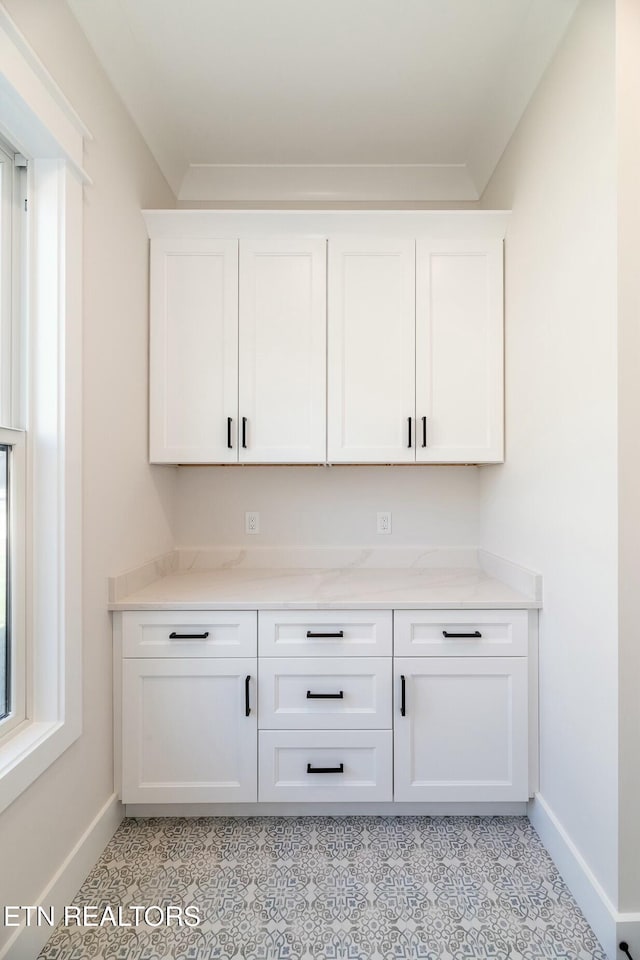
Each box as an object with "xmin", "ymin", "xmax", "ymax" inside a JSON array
[
  {"xmin": 239, "ymin": 238, "xmax": 326, "ymax": 463},
  {"xmin": 149, "ymin": 238, "xmax": 238, "ymax": 463},
  {"xmin": 145, "ymin": 212, "xmax": 507, "ymax": 465},
  {"xmin": 416, "ymin": 238, "xmax": 504, "ymax": 463},
  {"xmin": 328, "ymin": 237, "xmax": 416, "ymax": 463}
]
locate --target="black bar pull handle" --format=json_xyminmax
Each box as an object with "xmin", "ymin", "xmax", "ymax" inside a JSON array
[
  {"xmin": 169, "ymin": 631, "xmax": 209, "ymax": 640},
  {"xmin": 422, "ymin": 416, "xmax": 427, "ymax": 448},
  {"xmin": 306, "ymin": 630, "xmax": 344, "ymax": 639},
  {"xmin": 306, "ymin": 690, "xmax": 344, "ymax": 700},
  {"xmin": 245, "ymin": 675, "xmax": 251, "ymax": 716},
  {"xmin": 242, "ymin": 417, "xmax": 248, "ymax": 448},
  {"xmin": 407, "ymin": 416, "xmax": 412, "ymax": 448},
  {"xmin": 306, "ymin": 763, "xmax": 344, "ymax": 774},
  {"xmin": 400, "ymin": 674, "xmax": 406, "ymax": 716},
  {"xmin": 442, "ymin": 630, "xmax": 482, "ymax": 639},
  {"xmin": 227, "ymin": 417, "xmax": 233, "ymax": 449},
  {"xmin": 619, "ymin": 943, "xmax": 634, "ymax": 960}
]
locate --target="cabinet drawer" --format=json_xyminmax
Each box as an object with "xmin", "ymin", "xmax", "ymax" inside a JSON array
[
  {"xmin": 259, "ymin": 730, "xmax": 392, "ymax": 802},
  {"xmin": 259, "ymin": 658, "xmax": 392, "ymax": 730},
  {"xmin": 122, "ymin": 611, "xmax": 257, "ymax": 658},
  {"xmin": 259, "ymin": 610, "xmax": 392, "ymax": 657},
  {"xmin": 394, "ymin": 610, "xmax": 528, "ymax": 657}
]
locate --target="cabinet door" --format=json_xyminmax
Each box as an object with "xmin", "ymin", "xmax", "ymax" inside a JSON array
[
  {"xmin": 122, "ymin": 658, "xmax": 257, "ymax": 803},
  {"xmin": 415, "ymin": 239, "xmax": 503, "ymax": 463},
  {"xmin": 239, "ymin": 237, "xmax": 326, "ymax": 463},
  {"xmin": 328, "ymin": 237, "xmax": 415, "ymax": 462},
  {"xmin": 394, "ymin": 657, "xmax": 528, "ymax": 802},
  {"xmin": 149, "ymin": 238, "xmax": 238, "ymax": 463}
]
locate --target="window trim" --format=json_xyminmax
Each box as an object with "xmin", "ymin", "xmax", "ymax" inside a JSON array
[
  {"xmin": 0, "ymin": 138, "xmax": 27, "ymax": 741},
  {"xmin": 0, "ymin": 9, "xmax": 87, "ymax": 814}
]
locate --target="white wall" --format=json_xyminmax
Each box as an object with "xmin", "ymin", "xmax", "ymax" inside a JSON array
[
  {"xmin": 480, "ymin": 0, "xmax": 618, "ymax": 909},
  {"xmin": 0, "ymin": 1, "xmax": 176, "ymax": 951},
  {"xmin": 175, "ymin": 466, "xmax": 479, "ymax": 547},
  {"xmin": 617, "ymin": 0, "xmax": 640, "ymax": 922}
]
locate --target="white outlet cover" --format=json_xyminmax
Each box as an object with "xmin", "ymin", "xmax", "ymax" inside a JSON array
[
  {"xmin": 377, "ymin": 511, "xmax": 392, "ymax": 534},
  {"xmin": 245, "ymin": 511, "xmax": 260, "ymax": 534}
]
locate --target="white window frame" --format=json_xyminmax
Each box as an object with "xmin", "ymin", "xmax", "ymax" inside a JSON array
[
  {"xmin": 0, "ymin": 7, "xmax": 88, "ymax": 813},
  {"xmin": 0, "ymin": 137, "xmax": 27, "ymax": 741}
]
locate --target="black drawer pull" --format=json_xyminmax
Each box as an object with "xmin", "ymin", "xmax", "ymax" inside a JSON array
[
  {"xmin": 306, "ymin": 763, "xmax": 344, "ymax": 774},
  {"xmin": 306, "ymin": 630, "xmax": 344, "ymax": 639},
  {"xmin": 442, "ymin": 630, "xmax": 482, "ymax": 639},
  {"xmin": 245, "ymin": 675, "xmax": 251, "ymax": 717},
  {"xmin": 400, "ymin": 674, "xmax": 406, "ymax": 716},
  {"xmin": 422, "ymin": 415, "xmax": 427, "ymax": 448},
  {"xmin": 169, "ymin": 631, "xmax": 210, "ymax": 640},
  {"xmin": 242, "ymin": 416, "xmax": 248, "ymax": 448},
  {"xmin": 227, "ymin": 417, "xmax": 233, "ymax": 449},
  {"xmin": 407, "ymin": 416, "xmax": 412, "ymax": 448},
  {"xmin": 306, "ymin": 690, "xmax": 344, "ymax": 700}
]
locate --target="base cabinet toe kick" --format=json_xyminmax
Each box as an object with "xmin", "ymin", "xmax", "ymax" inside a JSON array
[{"xmin": 114, "ymin": 608, "xmax": 538, "ymax": 809}]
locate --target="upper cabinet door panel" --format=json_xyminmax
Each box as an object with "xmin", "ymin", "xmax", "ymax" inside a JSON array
[
  {"xmin": 416, "ymin": 239, "xmax": 504, "ymax": 463},
  {"xmin": 328, "ymin": 238, "xmax": 416, "ymax": 463},
  {"xmin": 239, "ymin": 237, "xmax": 326, "ymax": 463},
  {"xmin": 149, "ymin": 238, "xmax": 238, "ymax": 463}
]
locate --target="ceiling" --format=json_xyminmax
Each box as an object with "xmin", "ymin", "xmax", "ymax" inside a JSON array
[{"xmin": 66, "ymin": 0, "xmax": 579, "ymax": 202}]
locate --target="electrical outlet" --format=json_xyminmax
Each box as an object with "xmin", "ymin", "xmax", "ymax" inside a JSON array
[
  {"xmin": 245, "ymin": 511, "xmax": 260, "ymax": 535},
  {"xmin": 377, "ymin": 511, "xmax": 392, "ymax": 535}
]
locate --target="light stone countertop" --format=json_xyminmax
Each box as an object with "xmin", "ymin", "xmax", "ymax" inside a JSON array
[{"xmin": 109, "ymin": 549, "xmax": 541, "ymax": 611}]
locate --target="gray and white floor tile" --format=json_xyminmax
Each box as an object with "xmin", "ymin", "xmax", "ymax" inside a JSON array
[{"xmin": 38, "ymin": 816, "xmax": 607, "ymax": 960}]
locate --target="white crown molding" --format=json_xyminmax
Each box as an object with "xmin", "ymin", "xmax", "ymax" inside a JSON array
[
  {"xmin": 178, "ymin": 163, "xmax": 480, "ymax": 203},
  {"xmin": 142, "ymin": 208, "xmax": 510, "ymax": 241}
]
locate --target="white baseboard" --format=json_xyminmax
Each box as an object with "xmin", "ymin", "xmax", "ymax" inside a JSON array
[
  {"xmin": 529, "ymin": 794, "xmax": 640, "ymax": 960},
  {"xmin": 1, "ymin": 794, "xmax": 124, "ymax": 960}
]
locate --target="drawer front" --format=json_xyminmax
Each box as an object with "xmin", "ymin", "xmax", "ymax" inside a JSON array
[
  {"xmin": 259, "ymin": 730, "xmax": 392, "ymax": 802},
  {"xmin": 394, "ymin": 610, "xmax": 528, "ymax": 657},
  {"xmin": 122, "ymin": 611, "xmax": 257, "ymax": 658},
  {"xmin": 258, "ymin": 658, "xmax": 392, "ymax": 730},
  {"xmin": 259, "ymin": 610, "xmax": 392, "ymax": 657}
]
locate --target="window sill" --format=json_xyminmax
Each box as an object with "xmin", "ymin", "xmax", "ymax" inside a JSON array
[{"xmin": 0, "ymin": 717, "xmax": 81, "ymax": 815}]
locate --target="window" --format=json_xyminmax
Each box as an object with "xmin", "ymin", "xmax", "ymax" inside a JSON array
[
  {"xmin": 0, "ymin": 4, "xmax": 85, "ymax": 813},
  {"xmin": 0, "ymin": 140, "xmax": 26, "ymax": 741}
]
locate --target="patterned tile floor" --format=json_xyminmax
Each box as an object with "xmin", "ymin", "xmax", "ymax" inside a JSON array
[{"xmin": 39, "ymin": 816, "xmax": 606, "ymax": 960}]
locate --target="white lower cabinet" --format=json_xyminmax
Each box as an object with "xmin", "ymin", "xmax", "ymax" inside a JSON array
[
  {"xmin": 259, "ymin": 730, "xmax": 393, "ymax": 802},
  {"xmin": 122, "ymin": 658, "xmax": 257, "ymax": 803},
  {"xmin": 393, "ymin": 657, "xmax": 529, "ymax": 802},
  {"xmin": 117, "ymin": 606, "xmax": 532, "ymax": 808}
]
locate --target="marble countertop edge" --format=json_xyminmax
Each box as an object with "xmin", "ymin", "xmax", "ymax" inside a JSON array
[{"xmin": 110, "ymin": 597, "xmax": 541, "ymax": 611}]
